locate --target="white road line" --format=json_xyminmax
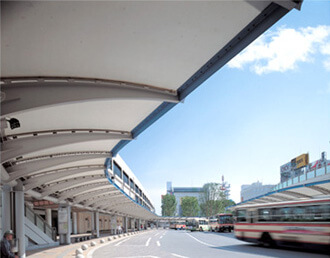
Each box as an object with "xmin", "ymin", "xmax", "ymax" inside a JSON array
[
  {"xmin": 160, "ymin": 236, "xmax": 163, "ymax": 239},
  {"xmin": 185, "ymin": 232, "xmax": 216, "ymax": 247},
  {"xmin": 171, "ymin": 253, "xmax": 189, "ymax": 258},
  {"xmin": 115, "ymin": 238, "xmax": 130, "ymax": 246},
  {"xmin": 155, "ymin": 233, "xmax": 160, "ymax": 236},
  {"xmin": 156, "ymin": 241, "xmax": 161, "ymax": 246},
  {"xmin": 146, "ymin": 237, "xmax": 151, "ymax": 246}
]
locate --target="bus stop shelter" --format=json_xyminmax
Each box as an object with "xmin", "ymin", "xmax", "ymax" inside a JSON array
[{"xmin": 1, "ymin": 1, "xmax": 302, "ymax": 256}]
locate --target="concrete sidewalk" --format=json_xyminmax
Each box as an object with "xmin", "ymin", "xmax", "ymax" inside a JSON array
[{"xmin": 26, "ymin": 231, "xmax": 146, "ymax": 258}]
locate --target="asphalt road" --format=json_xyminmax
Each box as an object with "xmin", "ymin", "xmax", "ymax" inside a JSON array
[{"xmin": 92, "ymin": 229, "xmax": 329, "ymax": 258}]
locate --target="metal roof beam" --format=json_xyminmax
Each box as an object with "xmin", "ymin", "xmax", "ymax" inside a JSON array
[
  {"xmin": 24, "ymin": 166, "xmax": 104, "ymax": 191},
  {"xmin": 58, "ymin": 182, "xmax": 111, "ymax": 201},
  {"xmin": 307, "ymin": 185, "xmax": 330, "ymax": 195},
  {"xmin": 74, "ymin": 188, "xmax": 119, "ymax": 203},
  {"xmin": 1, "ymin": 130, "xmax": 131, "ymax": 163},
  {"xmin": 282, "ymin": 190, "xmax": 312, "ymax": 199},
  {"xmin": 40, "ymin": 175, "xmax": 106, "ymax": 198},
  {"xmin": 1, "ymin": 77, "xmax": 179, "ymax": 115},
  {"xmin": 5, "ymin": 151, "xmax": 110, "ymax": 183},
  {"xmin": 84, "ymin": 193, "xmax": 125, "ymax": 206}
]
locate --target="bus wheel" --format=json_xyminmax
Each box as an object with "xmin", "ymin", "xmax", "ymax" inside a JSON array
[
  {"xmin": 228, "ymin": 228, "xmax": 232, "ymax": 233},
  {"xmin": 199, "ymin": 227, "xmax": 203, "ymax": 232},
  {"xmin": 260, "ymin": 233, "xmax": 276, "ymax": 248}
]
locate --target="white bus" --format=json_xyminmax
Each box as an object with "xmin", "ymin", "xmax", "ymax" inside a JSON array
[
  {"xmin": 232, "ymin": 198, "xmax": 330, "ymax": 251},
  {"xmin": 186, "ymin": 218, "xmax": 210, "ymax": 232}
]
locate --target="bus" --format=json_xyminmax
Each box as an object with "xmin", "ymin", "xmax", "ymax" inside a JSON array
[
  {"xmin": 169, "ymin": 220, "xmax": 186, "ymax": 230},
  {"xmin": 186, "ymin": 218, "xmax": 210, "ymax": 232},
  {"xmin": 232, "ymin": 198, "xmax": 330, "ymax": 251},
  {"xmin": 209, "ymin": 213, "xmax": 234, "ymax": 232}
]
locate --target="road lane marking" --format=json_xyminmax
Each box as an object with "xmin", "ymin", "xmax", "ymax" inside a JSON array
[
  {"xmin": 171, "ymin": 253, "xmax": 189, "ymax": 258},
  {"xmin": 114, "ymin": 256, "xmax": 160, "ymax": 258},
  {"xmin": 115, "ymin": 238, "xmax": 130, "ymax": 246},
  {"xmin": 146, "ymin": 237, "xmax": 151, "ymax": 246},
  {"xmin": 185, "ymin": 232, "xmax": 216, "ymax": 247},
  {"xmin": 160, "ymin": 236, "xmax": 163, "ymax": 239},
  {"xmin": 155, "ymin": 233, "xmax": 160, "ymax": 236},
  {"xmin": 156, "ymin": 241, "xmax": 161, "ymax": 246}
]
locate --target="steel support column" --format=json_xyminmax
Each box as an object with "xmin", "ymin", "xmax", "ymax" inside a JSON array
[{"xmin": 14, "ymin": 181, "xmax": 25, "ymax": 258}]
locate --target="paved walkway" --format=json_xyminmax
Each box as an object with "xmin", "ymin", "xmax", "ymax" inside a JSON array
[{"xmin": 26, "ymin": 231, "xmax": 147, "ymax": 258}]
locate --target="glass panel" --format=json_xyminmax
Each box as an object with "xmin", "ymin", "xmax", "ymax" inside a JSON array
[
  {"xmin": 307, "ymin": 171, "xmax": 314, "ymax": 179},
  {"xmin": 316, "ymin": 167, "xmax": 325, "ymax": 176},
  {"xmin": 327, "ymin": 165, "xmax": 330, "ymax": 174},
  {"xmin": 236, "ymin": 210, "xmax": 247, "ymax": 222},
  {"xmin": 135, "ymin": 185, "xmax": 139, "ymax": 194},
  {"xmin": 113, "ymin": 162, "xmax": 122, "ymax": 178},
  {"xmin": 293, "ymin": 177, "xmax": 299, "ymax": 184},
  {"xmin": 258, "ymin": 209, "xmax": 272, "ymax": 221},
  {"xmin": 123, "ymin": 172, "xmax": 129, "ymax": 185},
  {"xmin": 287, "ymin": 180, "xmax": 292, "ymax": 186},
  {"xmin": 26, "ymin": 207, "xmax": 35, "ymax": 223},
  {"xmin": 36, "ymin": 216, "xmax": 44, "ymax": 232},
  {"xmin": 299, "ymin": 174, "xmax": 306, "ymax": 182},
  {"xmin": 45, "ymin": 225, "xmax": 52, "ymax": 238}
]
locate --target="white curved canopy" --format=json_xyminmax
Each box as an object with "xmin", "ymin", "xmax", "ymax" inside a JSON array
[{"xmin": 1, "ymin": 1, "xmax": 301, "ymax": 219}]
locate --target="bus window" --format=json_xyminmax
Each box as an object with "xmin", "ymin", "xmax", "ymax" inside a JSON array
[
  {"xmin": 306, "ymin": 205, "xmax": 330, "ymax": 222},
  {"xmin": 292, "ymin": 206, "xmax": 305, "ymax": 221},
  {"xmin": 278, "ymin": 207, "xmax": 293, "ymax": 221},
  {"xmin": 258, "ymin": 208, "xmax": 272, "ymax": 222},
  {"xmin": 237, "ymin": 210, "xmax": 246, "ymax": 222}
]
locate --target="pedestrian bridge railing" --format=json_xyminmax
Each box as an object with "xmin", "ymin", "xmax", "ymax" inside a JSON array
[{"xmin": 273, "ymin": 165, "xmax": 330, "ymax": 191}]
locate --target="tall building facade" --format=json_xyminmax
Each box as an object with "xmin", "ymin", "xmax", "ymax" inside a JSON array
[{"xmin": 240, "ymin": 181, "xmax": 275, "ymax": 202}]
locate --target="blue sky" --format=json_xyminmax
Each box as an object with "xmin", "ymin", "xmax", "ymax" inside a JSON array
[{"xmin": 119, "ymin": 1, "xmax": 330, "ymax": 215}]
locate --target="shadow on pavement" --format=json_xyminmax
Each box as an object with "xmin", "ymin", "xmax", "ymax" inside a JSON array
[{"xmin": 211, "ymin": 243, "xmax": 329, "ymax": 258}]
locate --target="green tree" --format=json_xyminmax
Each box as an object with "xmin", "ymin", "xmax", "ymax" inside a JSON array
[
  {"xmin": 161, "ymin": 194, "xmax": 177, "ymax": 216},
  {"xmin": 199, "ymin": 183, "xmax": 225, "ymax": 217},
  {"xmin": 181, "ymin": 196, "xmax": 200, "ymax": 217},
  {"xmin": 199, "ymin": 183, "xmax": 235, "ymax": 217}
]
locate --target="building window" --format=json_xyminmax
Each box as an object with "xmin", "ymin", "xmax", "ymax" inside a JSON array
[
  {"xmin": 135, "ymin": 185, "xmax": 139, "ymax": 194},
  {"xmin": 123, "ymin": 172, "xmax": 129, "ymax": 185},
  {"xmin": 113, "ymin": 162, "xmax": 122, "ymax": 179}
]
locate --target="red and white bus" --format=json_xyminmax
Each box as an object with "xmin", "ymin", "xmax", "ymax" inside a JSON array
[
  {"xmin": 232, "ymin": 198, "xmax": 330, "ymax": 251},
  {"xmin": 209, "ymin": 213, "xmax": 234, "ymax": 232}
]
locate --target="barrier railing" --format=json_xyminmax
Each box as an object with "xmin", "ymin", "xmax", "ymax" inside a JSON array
[
  {"xmin": 25, "ymin": 204, "xmax": 57, "ymax": 241},
  {"xmin": 273, "ymin": 165, "xmax": 330, "ymax": 191}
]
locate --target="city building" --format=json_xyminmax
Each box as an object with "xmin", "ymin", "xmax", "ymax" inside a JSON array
[
  {"xmin": 167, "ymin": 182, "xmax": 203, "ymax": 216},
  {"xmin": 240, "ymin": 151, "xmax": 330, "ymax": 203},
  {"xmin": 166, "ymin": 176, "xmax": 231, "ymax": 216},
  {"xmin": 240, "ymin": 181, "xmax": 276, "ymax": 202}
]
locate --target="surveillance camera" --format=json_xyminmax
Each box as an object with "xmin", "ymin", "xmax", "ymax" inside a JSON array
[{"xmin": 7, "ymin": 118, "xmax": 20, "ymax": 130}]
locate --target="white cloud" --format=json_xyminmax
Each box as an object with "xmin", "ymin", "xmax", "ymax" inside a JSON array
[
  {"xmin": 228, "ymin": 25, "xmax": 330, "ymax": 75},
  {"xmin": 320, "ymin": 43, "xmax": 330, "ymax": 71}
]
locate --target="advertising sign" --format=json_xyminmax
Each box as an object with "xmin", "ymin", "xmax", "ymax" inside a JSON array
[
  {"xmin": 280, "ymin": 162, "xmax": 292, "ymax": 174},
  {"xmin": 58, "ymin": 206, "xmax": 68, "ymax": 234},
  {"xmin": 291, "ymin": 153, "xmax": 309, "ymax": 170}
]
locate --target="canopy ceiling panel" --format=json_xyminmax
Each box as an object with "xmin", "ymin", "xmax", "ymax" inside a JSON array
[
  {"xmin": 1, "ymin": 100, "xmax": 163, "ymax": 133},
  {"xmin": 2, "ymin": 1, "xmax": 271, "ymax": 89},
  {"xmin": 1, "ymin": 0, "xmax": 301, "ymax": 219}
]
